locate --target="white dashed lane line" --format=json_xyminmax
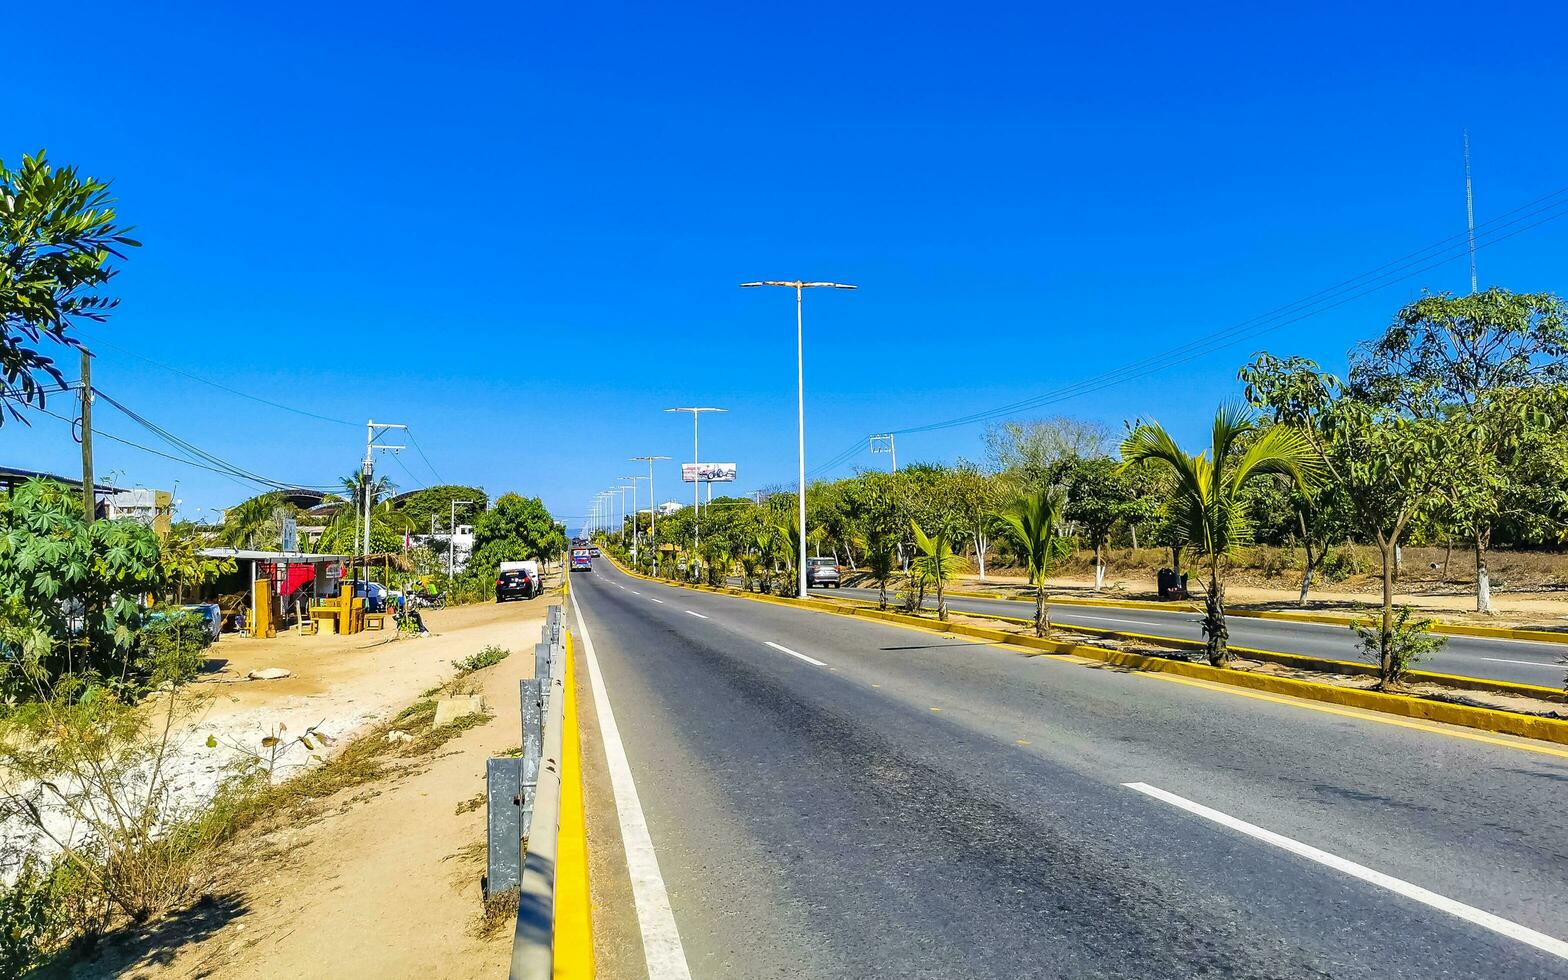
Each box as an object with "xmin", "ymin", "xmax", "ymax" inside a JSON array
[
  {"xmin": 685, "ymin": 610, "xmax": 708, "ymax": 619},
  {"xmin": 765, "ymin": 641, "xmax": 826, "ymax": 667},
  {"xmin": 649, "ymin": 597, "xmax": 664, "ymax": 604},
  {"xmin": 1124, "ymin": 781, "xmax": 1568, "ymax": 962}
]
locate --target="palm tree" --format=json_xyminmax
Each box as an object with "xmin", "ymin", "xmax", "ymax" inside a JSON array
[
  {"xmin": 220, "ymin": 492, "xmax": 282, "ymax": 549},
  {"xmin": 995, "ymin": 488, "xmax": 1070, "ymax": 636},
  {"xmin": 866, "ymin": 539, "xmax": 897, "ymax": 610},
  {"xmin": 1120, "ymin": 404, "xmax": 1319, "ymax": 665},
  {"xmin": 910, "ymin": 519, "xmax": 963, "ymax": 621}
]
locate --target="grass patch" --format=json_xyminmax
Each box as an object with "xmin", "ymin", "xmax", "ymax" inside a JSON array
[
  {"xmin": 474, "ymin": 888, "xmax": 519, "ymax": 939},
  {"xmin": 455, "ymin": 645, "xmax": 511, "ymax": 676},
  {"xmin": 454, "ymin": 793, "xmax": 486, "ymax": 816}
]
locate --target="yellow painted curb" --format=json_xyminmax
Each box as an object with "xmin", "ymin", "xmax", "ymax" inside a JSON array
[
  {"xmin": 936, "ymin": 584, "xmax": 1568, "ymax": 645},
  {"xmin": 961, "ymin": 609, "xmax": 1568, "ymax": 704},
  {"xmin": 602, "ymin": 553, "xmax": 1568, "ymax": 747},
  {"xmin": 555, "ymin": 629, "xmax": 595, "ymax": 979}
]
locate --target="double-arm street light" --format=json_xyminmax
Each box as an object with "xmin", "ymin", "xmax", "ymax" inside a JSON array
[
  {"xmin": 740, "ymin": 280, "xmax": 857, "ymax": 597},
  {"xmin": 631, "ymin": 455, "xmax": 671, "ymax": 572},
  {"xmin": 623, "ymin": 475, "xmax": 645, "ymax": 558},
  {"xmin": 666, "ymin": 406, "xmax": 727, "ymax": 572}
]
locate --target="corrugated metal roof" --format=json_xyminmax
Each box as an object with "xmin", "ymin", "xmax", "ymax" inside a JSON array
[{"xmin": 199, "ymin": 548, "xmax": 346, "ymax": 562}]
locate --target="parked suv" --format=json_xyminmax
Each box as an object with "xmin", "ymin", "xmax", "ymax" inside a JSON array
[
  {"xmin": 805, "ymin": 556, "xmax": 841, "ymax": 588},
  {"xmin": 496, "ymin": 567, "xmax": 537, "ymax": 601}
]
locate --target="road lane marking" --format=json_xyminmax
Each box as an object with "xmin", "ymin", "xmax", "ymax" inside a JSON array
[
  {"xmin": 648, "ymin": 597, "xmax": 664, "ymax": 604},
  {"xmin": 569, "ymin": 587, "xmax": 693, "ymax": 979},
  {"xmin": 684, "ymin": 610, "xmax": 708, "ymax": 619},
  {"xmin": 764, "ymin": 641, "xmax": 825, "ymax": 667},
  {"xmin": 630, "ymin": 590, "xmax": 642, "ymax": 595},
  {"xmin": 1124, "ymin": 781, "xmax": 1568, "ymax": 961},
  {"xmin": 1480, "ymin": 656, "xmax": 1557, "ymax": 668}
]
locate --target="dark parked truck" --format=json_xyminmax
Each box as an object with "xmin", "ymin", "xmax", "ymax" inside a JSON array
[{"xmin": 496, "ymin": 560, "xmax": 541, "ymax": 601}]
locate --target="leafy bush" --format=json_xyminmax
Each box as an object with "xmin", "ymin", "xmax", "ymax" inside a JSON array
[
  {"xmin": 1352, "ymin": 606, "xmax": 1446, "ymax": 686},
  {"xmin": 1319, "ymin": 547, "xmax": 1364, "ymax": 583},
  {"xmin": 0, "ymin": 857, "xmax": 75, "ymax": 977}
]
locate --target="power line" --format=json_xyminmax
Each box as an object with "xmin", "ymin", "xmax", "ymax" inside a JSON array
[
  {"xmin": 406, "ymin": 427, "xmax": 445, "ymax": 484},
  {"xmin": 91, "ymin": 341, "xmax": 359, "ymax": 428},
  {"xmin": 805, "ymin": 189, "xmax": 1568, "ymax": 477},
  {"xmin": 89, "ymin": 386, "xmax": 336, "ymax": 492}
]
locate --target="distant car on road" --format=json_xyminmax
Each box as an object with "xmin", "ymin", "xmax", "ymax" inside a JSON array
[
  {"xmin": 805, "ymin": 556, "xmax": 841, "ymax": 588},
  {"xmin": 589, "ymin": 546, "xmax": 601, "ymax": 558},
  {"xmin": 496, "ymin": 565, "xmax": 539, "ymax": 601}
]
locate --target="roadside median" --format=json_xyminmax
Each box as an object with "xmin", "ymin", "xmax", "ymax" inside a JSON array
[{"xmin": 605, "ymin": 556, "xmax": 1568, "ymax": 749}]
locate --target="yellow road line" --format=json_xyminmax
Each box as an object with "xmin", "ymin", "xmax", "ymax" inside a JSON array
[{"xmin": 555, "ymin": 629, "xmax": 596, "ymax": 978}]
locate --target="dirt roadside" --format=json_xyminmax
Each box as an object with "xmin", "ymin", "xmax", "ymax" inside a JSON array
[{"xmin": 59, "ymin": 593, "xmax": 556, "ymax": 980}]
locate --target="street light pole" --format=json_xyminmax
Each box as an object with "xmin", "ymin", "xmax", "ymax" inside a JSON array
[
  {"xmin": 740, "ymin": 280, "xmax": 857, "ymax": 596},
  {"xmin": 666, "ymin": 407, "xmax": 726, "ymax": 575},
  {"xmin": 449, "ymin": 498, "xmax": 475, "ymax": 579},
  {"xmin": 631, "ymin": 456, "xmax": 670, "ymax": 572},
  {"xmin": 624, "ymin": 475, "xmax": 645, "ymax": 559}
]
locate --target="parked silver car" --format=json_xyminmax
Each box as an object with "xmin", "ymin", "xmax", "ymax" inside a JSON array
[{"xmin": 805, "ymin": 556, "xmax": 841, "ymax": 588}]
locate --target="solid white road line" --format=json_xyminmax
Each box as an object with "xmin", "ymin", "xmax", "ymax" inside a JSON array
[
  {"xmin": 630, "ymin": 590, "xmax": 642, "ymax": 595},
  {"xmin": 765, "ymin": 641, "xmax": 826, "ymax": 667},
  {"xmin": 570, "ymin": 587, "xmax": 693, "ymax": 980},
  {"xmin": 649, "ymin": 597, "xmax": 664, "ymax": 604},
  {"xmin": 684, "ymin": 610, "xmax": 708, "ymax": 619},
  {"xmin": 1124, "ymin": 781, "xmax": 1568, "ymax": 962},
  {"xmin": 1480, "ymin": 656, "xmax": 1557, "ymax": 668}
]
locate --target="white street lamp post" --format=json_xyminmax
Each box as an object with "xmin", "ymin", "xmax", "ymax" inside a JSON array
[
  {"xmin": 631, "ymin": 455, "xmax": 671, "ymax": 573},
  {"xmin": 666, "ymin": 407, "xmax": 726, "ymax": 577},
  {"xmin": 740, "ymin": 280, "xmax": 857, "ymax": 597}
]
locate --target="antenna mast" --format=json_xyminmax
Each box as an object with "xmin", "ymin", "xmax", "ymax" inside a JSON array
[{"xmin": 1464, "ymin": 129, "xmax": 1478, "ymax": 294}]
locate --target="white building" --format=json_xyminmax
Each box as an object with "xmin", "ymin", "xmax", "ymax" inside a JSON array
[
  {"xmin": 105, "ymin": 488, "xmax": 173, "ymax": 534},
  {"xmin": 656, "ymin": 500, "xmax": 685, "ymax": 517}
]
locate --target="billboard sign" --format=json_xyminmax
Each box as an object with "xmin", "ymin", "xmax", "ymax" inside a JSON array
[
  {"xmin": 682, "ymin": 462, "xmax": 737, "ymax": 483},
  {"xmin": 280, "ymin": 516, "xmax": 299, "ymax": 553}
]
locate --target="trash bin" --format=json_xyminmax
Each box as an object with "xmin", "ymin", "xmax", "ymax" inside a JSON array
[{"xmin": 1157, "ymin": 568, "xmax": 1175, "ymax": 599}]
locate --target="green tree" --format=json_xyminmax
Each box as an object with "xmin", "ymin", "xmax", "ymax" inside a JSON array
[
  {"xmin": 468, "ymin": 494, "xmax": 563, "ymax": 582},
  {"xmin": 983, "ymin": 416, "xmax": 1111, "ymax": 487},
  {"xmin": 910, "ymin": 518, "xmax": 963, "ymax": 621},
  {"xmin": 1351, "ymin": 289, "xmax": 1568, "ymax": 612},
  {"xmin": 0, "ymin": 151, "xmax": 139, "ymax": 423},
  {"xmin": 995, "ymin": 488, "xmax": 1070, "ymax": 636},
  {"xmin": 1120, "ymin": 405, "xmax": 1319, "ymax": 666},
  {"xmin": 944, "ymin": 463, "xmax": 1006, "ymax": 580},
  {"xmin": 1242, "ymin": 354, "xmax": 1449, "ymax": 687},
  {"xmin": 157, "ymin": 527, "xmax": 235, "ymax": 604},
  {"xmin": 393, "ymin": 485, "xmax": 488, "ymax": 537},
  {"xmin": 0, "ymin": 479, "xmax": 163, "ymax": 687},
  {"xmin": 1063, "ymin": 456, "xmax": 1146, "ymax": 591}
]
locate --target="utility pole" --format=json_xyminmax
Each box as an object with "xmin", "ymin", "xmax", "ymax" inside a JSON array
[
  {"xmin": 1464, "ymin": 129, "xmax": 1478, "ymax": 294},
  {"xmin": 631, "ymin": 455, "xmax": 671, "ymax": 573},
  {"xmin": 358, "ymin": 420, "xmax": 407, "ymax": 589},
  {"xmin": 449, "ymin": 498, "xmax": 475, "ymax": 579},
  {"xmin": 79, "ymin": 349, "xmax": 95, "ymax": 523},
  {"xmin": 870, "ymin": 433, "xmax": 897, "ymax": 472}
]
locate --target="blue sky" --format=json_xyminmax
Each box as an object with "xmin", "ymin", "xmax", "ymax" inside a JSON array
[{"xmin": 7, "ymin": 1, "xmax": 1568, "ymax": 532}]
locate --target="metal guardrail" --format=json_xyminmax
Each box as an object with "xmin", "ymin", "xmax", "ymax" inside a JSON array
[{"xmin": 485, "ymin": 604, "xmax": 569, "ymax": 980}]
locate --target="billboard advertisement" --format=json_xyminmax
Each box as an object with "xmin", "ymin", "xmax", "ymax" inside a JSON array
[{"xmin": 681, "ymin": 462, "xmax": 737, "ymax": 483}]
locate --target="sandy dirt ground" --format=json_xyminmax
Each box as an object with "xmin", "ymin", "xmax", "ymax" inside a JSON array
[{"xmin": 64, "ymin": 590, "xmax": 555, "ymax": 980}]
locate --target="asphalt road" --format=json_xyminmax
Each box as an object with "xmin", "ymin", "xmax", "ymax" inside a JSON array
[
  {"xmin": 573, "ymin": 562, "xmax": 1568, "ymax": 979},
  {"xmin": 826, "ymin": 585, "xmax": 1568, "ymax": 688}
]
